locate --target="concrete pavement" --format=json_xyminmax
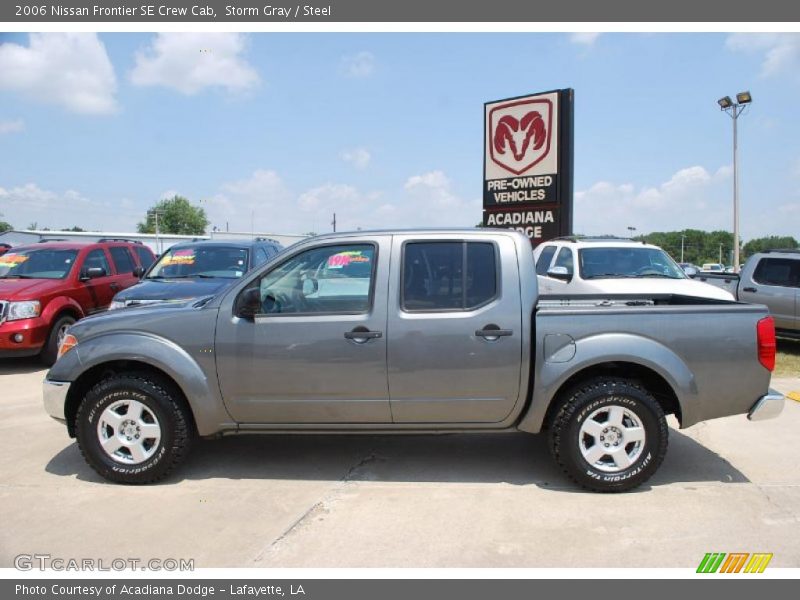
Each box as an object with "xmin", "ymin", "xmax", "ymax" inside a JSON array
[{"xmin": 1, "ymin": 358, "xmax": 799, "ymax": 568}]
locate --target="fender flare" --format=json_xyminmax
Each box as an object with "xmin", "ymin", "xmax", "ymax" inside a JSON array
[
  {"xmin": 518, "ymin": 333, "xmax": 698, "ymax": 433},
  {"xmin": 50, "ymin": 331, "xmax": 233, "ymax": 436},
  {"xmin": 41, "ymin": 296, "xmax": 85, "ymax": 324}
]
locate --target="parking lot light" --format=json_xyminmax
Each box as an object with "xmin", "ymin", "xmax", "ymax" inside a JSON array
[{"xmin": 717, "ymin": 91, "xmax": 752, "ymax": 272}]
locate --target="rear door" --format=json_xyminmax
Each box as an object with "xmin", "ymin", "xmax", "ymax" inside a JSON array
[
  {"xmin": 387, "ymin": 234, "xmax": 523, "ymax": 423},
  {"xmin": 740, "ymin": 257, "xmax": 799, "ymax": 331},
  {"xmin": 107, "ymin": 245, "xmax": 139, "ymax": 295}
]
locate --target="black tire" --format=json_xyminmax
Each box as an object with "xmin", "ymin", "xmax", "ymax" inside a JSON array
[
  {"xmin": 549, "ymin": 377, "xmax": 668, "ymax": 493},
  {"xmin": 40, "ymin": 314, "xmax": 76, "ymax": 366},
  {"xmin": 75, "ymin": 373, "xmax": 194, "ymax": 484}
]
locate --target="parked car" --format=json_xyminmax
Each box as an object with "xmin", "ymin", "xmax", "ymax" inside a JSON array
[
  {"xmin": 691, "ymin": 249, "xmax": 800, "ymax": 339},
  {"xmin": 109, "ymin": 239, "xmax": 283, "ymax": 310},
  {"xmin": 701, "ymin": 263, "xmax": 725, "ymax": 272},
  {"xmin": 533, "ymin": 238, "xmax": 734, "ymax": 301},
  {"xmin": 44, "ymin": 229, "xmax": 782, "ymax": 491},
  {"xmin": 0, "ymin": 239, "xmax": 155, "ymax": 364}
]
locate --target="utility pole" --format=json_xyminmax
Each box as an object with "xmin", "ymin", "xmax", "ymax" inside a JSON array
[
  {"xmin": 332, "ymin": 212, "xmax": 337, "ymax": 232},
  {"xmin": 681, "ymin": 234, "xmax": 685, "ymax": 263},
  {"xmin": 719, "ymin": 243, "xmax": 724, "ymax": 265},
  {"xmin": 147, "ymin": 209, "xmax": 164, "ymax": 254}
]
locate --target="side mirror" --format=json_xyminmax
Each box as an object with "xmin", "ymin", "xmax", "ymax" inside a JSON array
[
  {"xmin": 80, "ymin": 267, "xmax": 106, "ymax": 281},
  {"xmin": 547, "ymin": 266, "xmax": 572, "ymax": 281},
  {"xmin": 236, "ymin": 287, "xmax": 261, "ymax": 320},
  {"xmin": 133, "ymin": 266, "xmax": 146, "ymax": 278},
  {"xmin": 683, "ymin": 266, "xmax": 698, "ymax": 277}
]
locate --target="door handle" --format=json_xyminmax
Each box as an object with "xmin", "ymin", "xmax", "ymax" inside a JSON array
[
  {"xmin": 110, "ymin": 283, "xmax": 120, "ymax": 291},
  {"xmin": 344, "ymin": 327, "xmax": 382, "ymax": 343},
  {"xmin": 743, "ymin": 287, "xmax": 757, "ymax": 293},
  {"xmin": 475, "ymin": 325, "xmax": 513, "ymax": 339}
]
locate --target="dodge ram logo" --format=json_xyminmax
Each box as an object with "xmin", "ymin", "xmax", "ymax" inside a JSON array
[{"xmin": 489, "ymin": 98, "xmax": 553, "ymax": 175}]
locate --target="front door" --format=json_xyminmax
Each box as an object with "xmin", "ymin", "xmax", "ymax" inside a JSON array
[
  {"xmin": 215, "ymin": 237, "xmax": 391, "ymax": 424},
  {"xmin": 79, "ymin": 248, "xmax": 116, "ymax": 313},
  {"xmin": 387, "ymin": 235, "xmax": 523, "ymax": 423}
]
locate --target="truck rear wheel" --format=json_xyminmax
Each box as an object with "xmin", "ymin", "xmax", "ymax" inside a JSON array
[
  {"xmin": 75, "ymin": 373, "xmax": 194, "ymax": 484},
  {"xmin": 549, "ymin": 377, "xmax": 668, "ymax": 492}
]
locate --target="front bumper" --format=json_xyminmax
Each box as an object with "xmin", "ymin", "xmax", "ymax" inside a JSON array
[
  {"xmin": 43, "ymin": 379, "xmax": 71, "ymax": 424},
  {"xmin": 748, "ymin": 389, "xmax": 785, "ymax": 421},
  {"xmin": 0, "ymin": 316, "xmax": 49, "ymax": 354}
]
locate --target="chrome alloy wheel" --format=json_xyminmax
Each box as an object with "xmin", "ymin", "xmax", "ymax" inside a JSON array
[
  {"xmin": 579, "ymin": 404, "xmax": 646, "ymax": 472},
  {"xmin": 56, "ymin": 322, "xmax": 71, "ymax": 347},
  {"xmin": 96, "ymin": 399, "xmax": 162, "ymax": 464}
]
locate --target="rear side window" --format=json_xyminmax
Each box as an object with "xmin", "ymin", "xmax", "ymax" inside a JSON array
[
  {"xmin": 135, "ymin": 246, "xmax": 155, "ymax": 269},
  {"xmin": 255, "ymin": 247, "xmax": 270, "ymax": 266},
  {"xmin": 536, "ymin": 245, "xmax": 557, "ymax": 275},
  {"xmin": 753, "ymin": 258, "xmax": 799, "ymax": 287},
  {"xmin": 109, "ymin": 247, "xmax": 135, "ymax": 274},
  {"xmin": 402, "ymin": 241, "xmax": 498, "ymax": 311}
]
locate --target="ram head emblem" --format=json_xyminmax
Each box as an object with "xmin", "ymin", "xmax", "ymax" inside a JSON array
[{"xmin": 493, "ymin": 111, "xmax": 547, "ymax": 162}]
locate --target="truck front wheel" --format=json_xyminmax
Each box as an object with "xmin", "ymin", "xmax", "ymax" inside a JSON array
[
  {"xmin": 549, "ymin": 377, "xmax": 668, "ymax": 492},
  {"xmin": 75, "ymin": 373, "xmax": 194, "ymax": 484}
]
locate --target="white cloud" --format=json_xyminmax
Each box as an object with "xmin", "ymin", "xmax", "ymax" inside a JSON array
[
  {"xmin": 0, "ymin": 119, "xmax": 24, "ymax": 134},
  {"xmin": 203, "ymin": 168, "xmax": 480, "ymax": 234},
  {"xmin": 574, "ymin": 165, "xmax": 734, "ymax": 237},
  {"xmin": 130, "ymin": 33, "xmax": 259, "ymax": 95},
  {"xmin": 340, "ymin": 51, "xmax": 376, "ymax": 78},
  {"xmin": 0, "ymin": 183, "xmax": 141, "ymax": 230},
  {"xmin": 340, "ymin": 147, "xmax": 372, "ymax": 169},
  {"xmin": 569, "ymin": 33, "xmax": 601, "ymax": 46},
  {"xmin": 726, "ymin": 33, "xmax": 800, "ymax": 76},
  {"xmin": 0, "ymin": 33, "xmax": 117, "ymax": 114}
]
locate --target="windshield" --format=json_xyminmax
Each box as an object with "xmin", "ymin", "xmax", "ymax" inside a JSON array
[
  {"xmin": 0, "ymin": 248, "xmax": 79, "ymax": 280},
  {"xmin": 578, "ymin": 247, "xmax": 686, "ymax": 280},
  {"xmin": 147, "ymin": 246, "xmax": 249, "ymax": 279}
]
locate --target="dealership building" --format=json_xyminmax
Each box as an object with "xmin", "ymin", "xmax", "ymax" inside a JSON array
[{"xmin": 0, "ymin": 229, "xmax": 308, "ymax": 254}]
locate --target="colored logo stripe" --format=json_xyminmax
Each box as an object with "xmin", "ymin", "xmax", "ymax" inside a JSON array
[
  {"xmin": 697, "ymin": 552, "xmax": 773, "ymax": 573},
  {"xmin": 697, "ymin": 553, "xmax": 726, "ymax": 573},
  {"xmin": 744, "ymin": 553, "xmax": 773, "ymax": 573}
]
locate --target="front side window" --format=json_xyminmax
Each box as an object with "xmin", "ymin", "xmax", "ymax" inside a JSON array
[
  {"xmin": 147, "ymin": 246, "xmax": 250, "ymax": 279},
  {"xmin": 252, "ymin": 244, "xmax": 376, "ymax": 315},
  {"xmin": 402, "ymin": 241, "xmax": 498, "ymax": 311},
  {"xmin": 0, "ymin": 248, "xmax": 79, "ymax": 280},
  {"xmin": 83, "ymin": 249, "xmax": 111, "ymax": 276},
  {"xmin": 753, "ymin": 258, "xmax": 799, "ymax": 287}
]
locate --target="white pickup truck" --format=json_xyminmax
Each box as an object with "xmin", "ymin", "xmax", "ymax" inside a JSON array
[{"xmin": 533, "ymin": 237, "xmax": 735, "ymax": 301}]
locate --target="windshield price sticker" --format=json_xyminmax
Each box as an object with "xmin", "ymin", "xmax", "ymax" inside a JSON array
[
  {"xmin": 162, "ymin": 250, "xmax": 196, "ymax": 266},
  {"xmin": 327, "ymin": 251, "xmax": 370, "ymax": 269},
  {"xmin": 0, "ymin": 254, "xmax": 29, "ymax": 268}
]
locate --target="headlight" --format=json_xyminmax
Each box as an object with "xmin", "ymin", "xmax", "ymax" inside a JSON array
[
  {"xmin": 108, "ymin": 300, "xmax": 126, "ymax": 311},
  {"xmin": 7, "ymin": 300, "xmax": 41, "ymax": 321},
  {"xmin": 57, "ymin": 333, "xmax": 78, "ymax": 360}
]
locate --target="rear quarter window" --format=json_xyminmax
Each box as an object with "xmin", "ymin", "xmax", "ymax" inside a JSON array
[{"xmin": 752, "ymin": 257, "xmax": 800, "ymax": 287}]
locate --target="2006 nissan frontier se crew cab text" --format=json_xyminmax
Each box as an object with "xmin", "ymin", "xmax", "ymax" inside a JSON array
[{"xmin": 42, "ymin": 229, "xmax": 785, "ymax": 492}]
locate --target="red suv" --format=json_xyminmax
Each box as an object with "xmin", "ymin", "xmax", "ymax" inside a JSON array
[{"xmin": 0, "ymin": 239, "xmax": 155, "ymax": 364}]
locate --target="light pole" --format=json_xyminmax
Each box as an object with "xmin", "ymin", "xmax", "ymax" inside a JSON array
[
  {"xmin": 627, "ymin": 226, "xmax": 636, "ymax": 238},
  {"xmin": 147, "ymin": 209, "xmax": 164, "ymax": 254},
  {"xmin": 717, "ymin": 91, "xmax": 752, "ymax": 272},
  {"xmin": 680, "ymin": 234, "xmax": 686, "ymax": 263}
]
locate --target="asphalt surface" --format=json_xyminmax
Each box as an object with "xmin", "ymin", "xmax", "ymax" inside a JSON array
[{"xmin": 1, "ymin": 358, "xmax": 799, "ymax": 568}]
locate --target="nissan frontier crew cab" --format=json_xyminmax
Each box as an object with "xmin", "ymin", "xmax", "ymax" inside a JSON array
[{"xmin": 43, "ymin": 229, "xmax": 784, "ymax": 492}]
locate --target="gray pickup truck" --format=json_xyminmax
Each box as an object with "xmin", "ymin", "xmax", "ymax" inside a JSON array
[
  {"xmin": 43, "ymin": 229, "xmax": 784, "ymax": 492},
  {"xmin": 692, "ymin": 249, "xmax": 799, "ymax": 339}
]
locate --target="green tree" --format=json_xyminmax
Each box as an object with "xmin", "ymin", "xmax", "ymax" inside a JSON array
[
  {"xmin": 743, "ymin": 235, "xmax": 799, "ymax": 258},
  {"xmin": 638, "ymin": 229, "xmax": 737, "ymax": 265},
  {"xmin": 0, "ymin": 221, "xmax": 12, "ymax": 233},
  {"xmin": 61, "ymin": 226, "xmax": 86, "ymax": 232},
  {"xmin": 137, "ymin": 195, "xmax": 209, "ymax": 236}
]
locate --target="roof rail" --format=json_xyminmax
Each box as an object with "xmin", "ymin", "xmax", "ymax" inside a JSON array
[
  {"xmin": 254, "ymin": 237, "xmax": 280, "ymax": 244},
  {"xmin": 761, "ymin": 248, "xmax": 800, "ymax": 254},
  {"xmin": 550, "ymin": 236, "xmax": 643, "ymax": 244},
  {"xmin": 97, "ymin": 238, "xmax": 143, "ymax": 245},
  {"xmin": 38, "ymin": 238, "xmax": 68, "ymax": 243}
]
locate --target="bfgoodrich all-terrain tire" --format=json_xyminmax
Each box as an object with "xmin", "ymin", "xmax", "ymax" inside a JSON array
[
  {"xmin": 549, "ymin": 377, "xmax": 668, "ymax": 493},
  {"xmin": 75, "ymin": 373, "xmax": 194, "ymax": 484}
]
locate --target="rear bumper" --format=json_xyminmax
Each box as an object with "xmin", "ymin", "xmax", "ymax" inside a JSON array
[
  {"xmin": 748, "ymin": 389, "xmax": 785, "ymax": 421},
  {"xmin": 43, "ymin": 379, "xmax": 70, "ymax": 424}
]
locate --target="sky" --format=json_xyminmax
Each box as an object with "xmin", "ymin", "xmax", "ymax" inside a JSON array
[{"xmin": 0, "ymin": 32, "xmax": 799, "ymax": 240}]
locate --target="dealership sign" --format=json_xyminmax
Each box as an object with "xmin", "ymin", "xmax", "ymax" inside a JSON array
[{"xmin": 483, "ymin": 89, "xmax": 574, "ymax": 245}]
